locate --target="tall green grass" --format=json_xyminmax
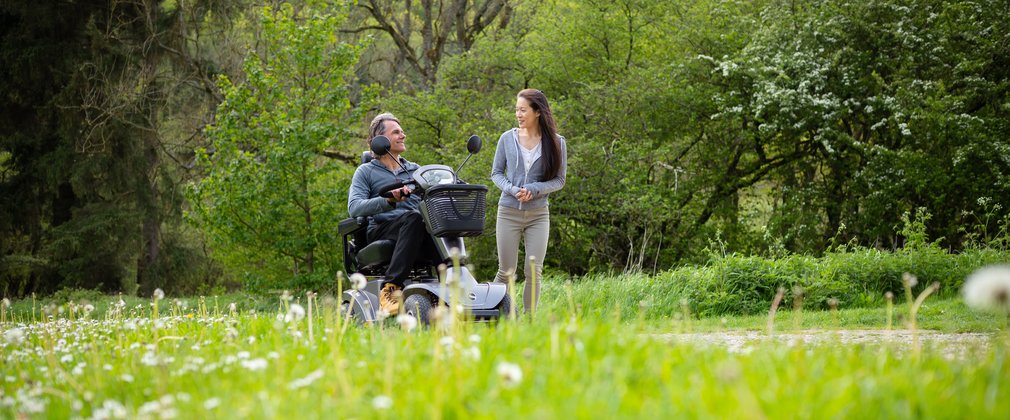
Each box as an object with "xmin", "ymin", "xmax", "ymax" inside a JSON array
[
  {"xmin": 2, "ymin": 296, "xmax": 1008, "ymax": 418},
  {"xmin": 547, "ymin": 248, "xmax": 1010, "ymax": 319}
]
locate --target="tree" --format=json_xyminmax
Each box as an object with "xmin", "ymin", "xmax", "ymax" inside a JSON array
[
  {"xmin": 190, "ymin": 1, "xmax": 371, "ymax": 290},
  {"xmin": 0, "ymin": 0, "xmax": 234, "ymax": 297},
  {"xmin": 345, "ymin": 0, "xmax": 513, "ymax": 89}
]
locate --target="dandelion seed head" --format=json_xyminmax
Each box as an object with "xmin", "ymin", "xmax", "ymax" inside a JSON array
[
  {"xmin": 396, "ymin": 314, "xmax": 417, "ymax": 332},
  {"xmin": 3, "ymin": 328, "xmax": 25, "ymax": 346},
  {"xmin": 240, "ymin": 358, "xmax": 268, "ymax": 371},
  {"xmin": 285, "ymin": 304, "xmax": 306, "ymax": 323},
  {"xmin": 372, "ymin": 395, "xmax": 393, "ymax": 410},
  {"xmin": 496, "ymin": 361, "xmax": 523, "ymax": 389},
  {"xmin": 350, "ymin": 273, "xmax": 367, "ymax": 290},
  {"xmin": 464, "ymin": 346, "xmax": 481, "ymax": 361},
  {"xmin": 153, "ymin": 289, "xmax": 165, "ymax": 301},
  {"xmin": 963, "ymin": 264, "xmax": 1010, "ymax": 314},
  {"xmin": 228, "ymin": 302, "xmax": 237, "ymax": 312},
  {"xmin": 1, "ymin": 298, "xmax": 9, "ymax": 308},
  {"xmin": 204, "ymin": 397, "xmax": 221, "ymax": 410},
  {"xmin": 902, "ymin": 272, "xmax": 918, "ymax": 288}
]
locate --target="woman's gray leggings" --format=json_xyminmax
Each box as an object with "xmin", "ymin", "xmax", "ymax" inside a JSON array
[{"xmin": 494, "ymin": 206, "xmax": 550, "ymax": 313}]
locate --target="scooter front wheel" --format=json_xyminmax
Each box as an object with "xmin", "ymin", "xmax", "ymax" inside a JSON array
[{"xmin": 404, "ymin": 293, "xmax": 434, "ymax": 326}]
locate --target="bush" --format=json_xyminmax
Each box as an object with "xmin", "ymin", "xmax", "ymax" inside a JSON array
[{"xmin": 541, "ymin": 247, "xmax": 1010, "ymax": 319}]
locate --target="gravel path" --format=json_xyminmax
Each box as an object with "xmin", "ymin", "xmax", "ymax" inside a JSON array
[{"xmin": 652, "ymin": 330, "xmax": 996, "ymax": 359}]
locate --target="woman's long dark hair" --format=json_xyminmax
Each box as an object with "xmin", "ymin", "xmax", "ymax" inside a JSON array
[{"xmin": 518, "ymin": 89, "xmax": 562, "ymax": 180}]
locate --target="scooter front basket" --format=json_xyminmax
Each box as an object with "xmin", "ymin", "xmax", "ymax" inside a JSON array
[{"xmin": 421, "ymin": 184, "xmax": 488, "ymax": 237}]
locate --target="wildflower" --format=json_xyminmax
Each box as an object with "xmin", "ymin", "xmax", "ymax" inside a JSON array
[
  {"xmin": 3, "ymin": 328, "xmax": 25, "ymax": 346},
  {"xmin": 240, "ymin": 358, "xmax": 268, "ymax": 371},
  {"xmin": 463, "ymin": 346, "xmax": 481, "ymax": 361},
  {"xmin": 963, "ymin": 265, "xmax": 1010, "ymax": 314},
  {"xmin": 93, "ymin": 400, "xmax": 128, "ymax": 419},
  {"xmin": 440, "ymin": 336, "xmax": 455, "ymax": 348},
  {"xmin": 396, "ymin": 314, "xmax": 417, "ymax": 332},
  {"xmin": 376, "ymin": 309, "xmax": 391, "ymax": 321},
  {"xmin": 1, "ymin": 298, "xmax": 9, "ymax": 308},
  {"xmin": 902, "ymin": 272, "xmax": 918, "ymax": 288},
  {"xmin": 372, "ymin": 395, "xmax": 393, "ymax": 410},
  {"xmin": 469, "ymin": 334, "xmax": 481, "ymax": 343},
  {"xmin": 350, "ymin": 273, "xmax": 367, "ymax": 290},
  {"xmin": 228, "ymin": 302, "xmax": 237, "ymax": 313},
  {"xmin": 204, "ymin": 398, "xmax": 221, "ymax": 410},
  {"xmin": 281, "ymin": 290, "xmax": 292, "ymax": 302},
  {"xmin": 288, "ymin": 369, "xmax": 324, "ymax": 390},
  {"xmin": 83, "ymin": 304, "xmax": 95, "ymax": 314},
  {"xmin": 431, "ymin": 306, "xmax": 451, "ymax": 330},
  {"xmin": 285, "ymin": 304, "xmax": 306, "ymax": 323},
  {"xmin": 153, "ymin": 288, "xmax": 165, "ymax": 301},
  {"xmin": 496, "ymin": 361, "xmax": 523, "ymax": 389}
]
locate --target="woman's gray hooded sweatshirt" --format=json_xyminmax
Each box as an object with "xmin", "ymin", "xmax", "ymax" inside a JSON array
[{"xmin": 490, "ymin": 128, "xmax": 567, "ymax": 210}]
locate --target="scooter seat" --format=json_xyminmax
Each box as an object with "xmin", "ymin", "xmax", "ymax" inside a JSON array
[{"xmin": 356, "ymin": 239, "xmax": 394, "ymax": 268}]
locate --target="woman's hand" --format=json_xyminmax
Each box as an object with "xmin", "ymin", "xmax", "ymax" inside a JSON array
[{"xmin": 516, "ymin": 188, "xmax": 533, "ymax": 202}]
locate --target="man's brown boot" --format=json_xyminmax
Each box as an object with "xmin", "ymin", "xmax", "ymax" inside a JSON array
[{"xmin": 380, "ymin": 283, "xmax": 401, "ymax": 314}]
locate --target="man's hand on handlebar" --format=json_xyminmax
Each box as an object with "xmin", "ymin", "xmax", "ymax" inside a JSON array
[{"xmin": 386, "ymin": 186, "xmax": 411, "ymax": 205}]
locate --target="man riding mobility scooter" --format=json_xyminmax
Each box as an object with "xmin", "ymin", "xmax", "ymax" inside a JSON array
[{"xmin": 338, "ymin": 135, "xmax": 512, "ymax": 324}]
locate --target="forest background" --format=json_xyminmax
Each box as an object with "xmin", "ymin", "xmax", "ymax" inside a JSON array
[{"xmin": 2, "ymin": 0, "xmax": 1009, "ymax": 298}]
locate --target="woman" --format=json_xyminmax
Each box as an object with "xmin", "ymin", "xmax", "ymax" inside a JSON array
[{"xmin": 490, "ymin": 89, "xmax": 567, "ymax": 313}]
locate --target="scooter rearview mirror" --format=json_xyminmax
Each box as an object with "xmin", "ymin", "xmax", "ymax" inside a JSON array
[
  {"xmin": 456, "ymin": 135, "xmax": 482, "ymax": 178},
  {"xmin": 466, "ymin": 135, "xmax": 482, "ymax": 155},
  {"xmin": 370, "ymin": 135, "xmax": 391, "ymax": 156}
]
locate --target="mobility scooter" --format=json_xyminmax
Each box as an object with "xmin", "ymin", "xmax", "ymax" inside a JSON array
[{"xmin": 338, "ymin": 134, "xmax": 512, "ymax": 324}]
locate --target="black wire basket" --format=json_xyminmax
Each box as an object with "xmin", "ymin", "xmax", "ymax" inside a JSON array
[{"xmin": 421, "ymin": 184, "xmax": 488, "ymax": 237}]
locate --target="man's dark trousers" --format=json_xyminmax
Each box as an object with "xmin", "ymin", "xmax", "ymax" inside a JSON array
[{"xmin": 368, "ymin": 211, "xmax": 439, "ymax": 287}]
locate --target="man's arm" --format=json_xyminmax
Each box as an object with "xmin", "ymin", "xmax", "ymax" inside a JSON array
[{"xmin": 348, "ymin": 165, "xmax": 395, "ymax": 218}]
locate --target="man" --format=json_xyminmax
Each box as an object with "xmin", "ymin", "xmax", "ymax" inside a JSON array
[{"xmin": 347, "ymin": 113, "xmax": 438, "ymax": 313}]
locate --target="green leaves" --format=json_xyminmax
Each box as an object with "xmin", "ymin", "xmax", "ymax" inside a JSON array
[{"xmin": 190, "ymin": 2, "xmax": 367, "ymax": 290}]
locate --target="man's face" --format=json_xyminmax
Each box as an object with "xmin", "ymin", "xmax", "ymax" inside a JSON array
[{"xmin": 382, "ymin": 120, "xmax": 406, "ymax": 154}]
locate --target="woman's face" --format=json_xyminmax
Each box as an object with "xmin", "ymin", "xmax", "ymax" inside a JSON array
[{"xmin": 515, "ymin": 96, "xmax": 540, "ymax": 131}]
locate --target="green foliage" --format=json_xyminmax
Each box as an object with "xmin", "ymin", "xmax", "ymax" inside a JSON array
[
  {"xmin": 189, "ymin": 2, "xmax": 369, "ymax": 292},
  {"xmin": 538, "ymin": 247, "xmax": 1010, "ymax": 319}
]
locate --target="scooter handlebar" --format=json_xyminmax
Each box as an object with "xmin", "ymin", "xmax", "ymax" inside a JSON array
[{"xmin": 378, "ymin": 181, "xmax": 416, "ymax": 198}]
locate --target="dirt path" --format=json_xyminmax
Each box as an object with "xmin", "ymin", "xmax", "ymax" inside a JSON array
[{"xmin": 652, "ymin": 330, "xmax": 997, "ymax": 359}]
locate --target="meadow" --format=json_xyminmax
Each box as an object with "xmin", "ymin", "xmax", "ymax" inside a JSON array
[{"xmin": 3, "ymin": 269, "xmax": 1009, "ymax": 419}]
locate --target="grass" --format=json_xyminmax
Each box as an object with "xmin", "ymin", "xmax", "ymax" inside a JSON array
[{"xmin": 2, "ymin": 276, "xmax": 1009, "ymax": 418}]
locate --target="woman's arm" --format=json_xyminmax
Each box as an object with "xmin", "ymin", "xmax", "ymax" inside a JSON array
[{"xmin": 524, "ymin": 137, "xmax": 567, "ymax": 198}]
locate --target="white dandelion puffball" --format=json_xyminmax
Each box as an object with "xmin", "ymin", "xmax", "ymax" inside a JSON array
[
  {"xmin": 396, "ymin": 314, "xmax": 417, "ymax": 332},
  {"xmin": 285, "ymin": 304, "xmax": 306, "ymax": 323},
  {"xmin": 153, "ymin": 288, "xmax": 165, "ymax": 301},
  {"xmin": 4, "ymin": 328, "xmax": 25, "ymax": 346},
  {"xmin": 963, "ymin": 265, "xmax": 1010, "ymax": 314},
  {"xmin": 350, "ymin": 273, "xmax": 367, "ymax": 290},
  {"xmin": 372, "ymin": 395, "xmax": 393, "ymax": 410},
  {"xmin": 496, "ymin": 361, "xmax": 523, "ymax": 389}
]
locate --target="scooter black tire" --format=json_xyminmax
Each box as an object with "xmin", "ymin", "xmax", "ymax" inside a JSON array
[{"xmin": 404, "ymin": 293, "xmax": 433, "ymax": 326}]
